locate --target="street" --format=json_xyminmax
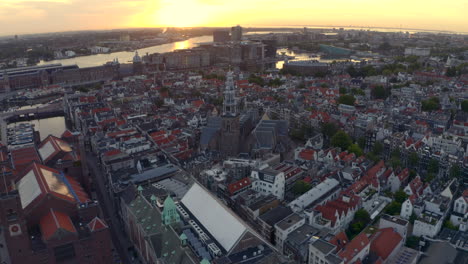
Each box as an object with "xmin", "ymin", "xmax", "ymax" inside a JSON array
[{"xmin": 86, "ymin": 153, "xmax": 135, "ymax": 264}]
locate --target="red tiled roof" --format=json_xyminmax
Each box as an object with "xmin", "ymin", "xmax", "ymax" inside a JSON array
[
  {"xmin": 79, "ymin": 96, "xmax": 96, "ymax": 103},
  {"xmin": 227, "ymin": 178, "xmax": 251, "ymax": 195},
  {"xmin": 329, "ymin": 231, "xmax": 349, "ymax": 252},
  {"xmin": 92, "ymin": 107, "xmax": 111, "ymax": 114},
  {"xmin": 61, "ymin": 130, "xmax": 75, "ymax": 138},
  {"xmin": 103, "ymin": 149, "xmax": 122, "ymax": 157},
  {"xmin": 397, "ymin": 168, "xmax": 410, "ymax": 182},
  {"xmin": 370, "ymin": 228, "xmax": 402, "ymax": 260},
  {"xmin": 40, "ymin": 208, "xmax": 77, "ymax": 240},
  {"xmin": 11, "ymin": 146, "xmax": 41, "ymax": 172},
  {"xmin": 316, "ymin": 194, "xmax": 360, "ymax": 226},
  {"xmin": 367, "ymin": 160, "xmax": 385, "ymax": 178},
  {"xmin": 299, "ymin": 149, "xmax": 316, "ymax": 160},
  {"xmin": 20, "ymin": 163, "xmax": 90, "ymax": 206},
  {"xmin": 39, "ymin": 135, "xmax": 74, "ymax": 163},
  {"xmin": 338, "ymin": 232, "xmax": 370, "ymax": 263},
  {"xmin": 191, "ymin": 100, "xmax": 204, "ymax": 108}
]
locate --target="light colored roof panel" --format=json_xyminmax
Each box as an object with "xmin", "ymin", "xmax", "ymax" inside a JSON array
[
  {"xmin": 17, "ymin": 170, "xmax": 42, "ymax": 209},
  {"xmin": 40, "ymin": 168, "xmax": 74, "ymax": 201},
  {"xmin": 54, "ymin": 137, "xmax": 72, "ymax": 152},
  {"xmin": 38, "ymin": 141, "xmax": 55, "ymax": 162},
  {"xmin": 288, "ymin": 177, "xmax": 340, "ymax": 211},
  {"xmin": 182, "ymin": 183, "xmax": 247, "ymax": 252}
]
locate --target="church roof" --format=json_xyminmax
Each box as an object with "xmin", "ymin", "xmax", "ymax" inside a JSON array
[
  {"xmin": 40, "ymin": 208, "xmax": 77, "ymax": 240},
  {"xmin": 16, "ymin": 163, "xmax": 90, "ymax": 209}
]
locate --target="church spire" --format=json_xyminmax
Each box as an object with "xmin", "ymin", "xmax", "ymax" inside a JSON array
[
  {"xmin": 161, "ymin": 196, "xmax": 180, "ymax": 226},
  {"xmin": 222, "ymin": 71, "xmax": 238, "ymax": 117}
]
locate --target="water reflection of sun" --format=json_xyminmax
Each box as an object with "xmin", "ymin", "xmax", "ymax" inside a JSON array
[{"xmin": 174, "ymin": 40, "xmax": 190, "ymax": 50}]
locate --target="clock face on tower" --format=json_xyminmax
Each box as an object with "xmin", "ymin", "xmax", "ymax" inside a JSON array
[{"xmin": 9, "ymin": 224, "xmax": 22, "ymax": 236}]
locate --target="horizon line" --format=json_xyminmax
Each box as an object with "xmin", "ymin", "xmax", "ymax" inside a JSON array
[{"xmin": 1, "ymin": 24, "xmax": 467, "ymax": 38}]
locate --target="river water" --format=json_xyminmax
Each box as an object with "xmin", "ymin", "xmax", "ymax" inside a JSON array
[
  {"xmin": 9, "ymin": 116, "xmax": 66, "ymax": 141},
  {"xmin": 39, "ymin": 35, "xmax": 214, "ymax": 68}
]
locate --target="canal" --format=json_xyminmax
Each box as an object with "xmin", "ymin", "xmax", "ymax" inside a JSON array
[{"xmin": 8, "ymin": 116, "xmax": 67, "ymax": 141}]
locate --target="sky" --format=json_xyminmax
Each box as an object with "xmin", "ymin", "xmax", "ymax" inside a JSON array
[{"xmin": 0, "ymin": 0, "xmax": 467, "ymax": 36}]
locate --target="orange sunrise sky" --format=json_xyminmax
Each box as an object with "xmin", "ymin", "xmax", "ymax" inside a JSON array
[{"xmin": 0, "ymin": 0, "xmax": 467, "ymax": 35}]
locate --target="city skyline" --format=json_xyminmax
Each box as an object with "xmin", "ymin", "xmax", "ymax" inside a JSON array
[{"xmin": 1, "ymin": 0, "xmax": 467, "ymax": 36}]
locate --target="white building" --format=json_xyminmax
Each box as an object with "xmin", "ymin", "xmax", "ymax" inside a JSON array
[
  {"xmin": 309, "ymin": 239, "xmax": 343, "ymax": 264},
  {"xmin": 64, "ymin": 50, "xmax": 76, "ymax": 57},
  {"xmin": 450, "ymin": 190, "xmax": 468, "ymax": 231},
  {"xmin": 288, "ymin": 177, "xmax": 340, "ymax": 213},
  {"xmin": 274, "ymin": 213, "xmax": 305, "ymax": 253},
  {"xmin": 404, "ymin": 47, "xmax": 430, "ymax": 57},
  {"xmin": 379, "ymin": 214, "xmax": 409, "ymax": 241},
  {"xmin": 388, "ymin": 168, "xmax": 410, "ymax": 193},
  {"xmin": 91, "ymin": 46, "xmax": 111, "ymax": 54},
  {"xmin": 400, "ymin": 198, "xmax": 414, "ymax": 220},
  {"xmin": 427, "ymin": 135, "xmax": 462, "ymax": 155},
  {"xmin": 412, "ymin": 212, "xmax": 443, "ymax": 238},
  {"xmin": 251, "ymin": 167, "xmax": 285, "ymax": 200}
]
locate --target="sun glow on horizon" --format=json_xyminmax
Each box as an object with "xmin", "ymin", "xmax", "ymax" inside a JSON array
[
  {"xmin": 151, "ymin": 0, "xmax": 213, "ymax": 27},
  {"xmin": 0, "ymin": 0, "xmax": 466, "ymax": 35}
]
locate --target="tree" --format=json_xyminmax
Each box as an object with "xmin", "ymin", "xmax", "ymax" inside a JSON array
[
  {"xmin": 351, "ymin": 88, "xmax": 365, "ymax": 96},
  {"xmin": 339, "ymin": 87, "xmax": 348, "ymax": 94},
  {"xmin": 409, "ymin": 170, "xmax": 417, "ymax": 181},
  {"xmin": 338, "ymin": 94, "xmax": 356, "ymax": 106},
  {"xmin": 358, "ymin": 137, "xmax": 366, "ymax": 150},
  {"xmin": 362, "ymin": 65, "xmax": 378, "ymax": 77},
  {"xmin": 409, "ymin": 213, "xmax": 417, "ymax": 224},
  {"xmin": 446, "ymin": 67, "xmax": 458, "ymax": 77},
  {"xmin": 372, "ymin": 142, "xmax": 384, "ymax": 155},
  {"xmin": 268, "ymin": 78, "xmax": 284, "ymax": 87},
  {"xmin": 367, "ymin": 152, "xmax": 379, "ymax": 163},
  {"xmin": 450, "ymin": 165, "xmax": 461, "ymax": 179},
  {"xmin": 461, "ymin": 100, "xmax": 468, "ymax": 112},
  {"xmin": 394, "ymin": 190, "xmax": 408, "ymax": 204},
  {"xmin": 385, "ymin": 201, "xmax": 402, "ymax": 215},
  {"xmin": 405, "ymin": 236, "xmax": 420, "ymax": 249},
  {"xmin": 154, "ymin": 98, "xmax": 164, "ymax": 107},
  {"xmin": 346, "ymin": 209, "xmax": 370, "ymax": 239},
  {"xmin": 421, "ymin": 97, "xmax": 440, "ymax": 112},
  {"xmin": 408, "ymin": 152, "xmax": 419, "ymax": 168},
  {"xmin": 372, "ymin": 85, "xmax": 388, "ymax": 99},
  {"xmin": 444, "ymin": 220, "xmax": 458, "ymax": 230},
  {"xmin": 321, "ymin": 122, "xmax": 338, "ymax": 138},
  {"xmin": 390, "ymin": 157, "xmax": 402, "ymax": 169},
  {"xmin": 348, "ymin": 144, "xmax": 364, "ymax": 157},
  {"xmin": 331, "ymin": 131, "xmax": 352, "ymax": 150},
  {"xmin": 346, "ymin": 65, "xmax": 359, "ymax": 78},
  {"xmin": 354, "ymin": 209, "xmax": 371, "ymax": 223},
  {"xmin": 391, "ymin": 148, "xmax": 401, "ymax": 158},
  {"xmin": 428, "ymin": 159, "xmax": 439, "ymax": 174},
  {"xmin": 292, "ymin": 180, "xmax": 311, "ymax": 195},
  {"xmin": 248, "ymin": 74, "xmax": 265, "ymax": 86},
  {"xmin": 425, "ymin": 173, "xmax": 435, "ymax": 183}
]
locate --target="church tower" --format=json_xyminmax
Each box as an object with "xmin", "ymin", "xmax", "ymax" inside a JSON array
[
  {"xmin": 219, "ymin": 71, "xmax": 240, "ymax": 157},
  {"xmin": 132, "ymin": 51, "xmax": 143, "ymax": 75}
]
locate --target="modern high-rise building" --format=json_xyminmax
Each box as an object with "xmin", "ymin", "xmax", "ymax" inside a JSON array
[
  {"xmin": 213, "ymin": 30, "xmax": 230, "ymax": 43},
  {"xmin": 231, "ymin": 25, "xmax": 243, "ymax": 42}
]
